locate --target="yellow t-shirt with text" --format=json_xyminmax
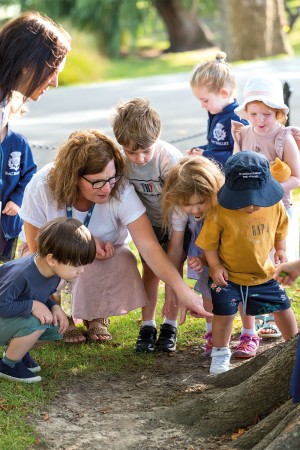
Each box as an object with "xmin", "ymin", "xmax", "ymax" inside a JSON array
[{"xmin": 196, "ymin": 202, "xmax": 288, "ymax": 286}]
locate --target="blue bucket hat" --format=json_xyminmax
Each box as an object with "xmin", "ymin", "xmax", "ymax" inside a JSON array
[{"xmin": 218, "ymin": 151, "xmax": 284, "ymax": 210}]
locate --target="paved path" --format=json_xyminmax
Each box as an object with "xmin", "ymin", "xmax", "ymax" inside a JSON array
[{"xmin": 11, "ymin": 56, "xmax": 300, "ymax": 168}]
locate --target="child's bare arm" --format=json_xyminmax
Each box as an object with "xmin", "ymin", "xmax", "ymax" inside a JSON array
[
  {"xmin": 273, "ymin": 260, "xmax": 300, "ymax": 285},
  {"xmin": 2, "ymin": 201, "xmax": 20, "ymax": 216},
  {"xmin": 31, "ymin": 300, "xmax": 53, "ymax": 324},
  {"xmin": 51, "ymin": 304, "xmax": 69, "ymax": 334},
  {"xmin": 187, "ymin": 255, "xmax": 205, "ymax": 273},
  {"xmin": 281, "ymin": 135, "xmax": 300, "ymax": 192},
  {"xmin": 274, "ymin": 239, "xmax": 287, "ymax": 265},
  {"xmin": 187, "ymin": 148, "xmax": 204, "ymax": 156},
  {"xmin": 204, "ymin": 249, "xmax": 228, "ymax": 286}
]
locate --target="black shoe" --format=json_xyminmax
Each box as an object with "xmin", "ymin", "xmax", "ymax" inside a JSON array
[
  {"xmin": 135, "ymin": 326, "xmax": 157, "ymax": 352},
  {"xmin": 155, "ymin": 324, "xmax": 177, "ymax": 352}
]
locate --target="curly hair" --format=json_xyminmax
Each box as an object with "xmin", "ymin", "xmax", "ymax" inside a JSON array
[
  {"xmin": 162, "ymin": 155, "xmax": 224, "ymax": 228},
  {"xmin": 48, "ymin": 129, "xmax": 125, "ymax": 208},
  {"xmin": 190, "ymin": 52, "xmax": 236, "ymax": 95},
  {"xmin": 0, "ymin": 11, "xmax": 71, "ymax": 102},
  {"xmin": 111, "ymin": 97, "xmax": 161, "ymax": 151}
]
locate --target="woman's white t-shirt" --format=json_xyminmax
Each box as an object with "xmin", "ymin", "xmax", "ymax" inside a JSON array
[{"xmin": 19, "ymin": 163, "xmax": 146, "ymax": 245}]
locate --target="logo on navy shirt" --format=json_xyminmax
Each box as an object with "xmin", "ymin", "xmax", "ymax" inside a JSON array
[
  {"xmin": 8, "ymin": 151, "xmax": 21, "ymax": 171},
  {"xmin": 213, "ymin": 123, "xmax": 227, "ymax": 142}
]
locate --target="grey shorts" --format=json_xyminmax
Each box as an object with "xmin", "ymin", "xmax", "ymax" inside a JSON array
[{"xmin": 0, "ymin": 315, "xmax": 63, "ymax": 346}]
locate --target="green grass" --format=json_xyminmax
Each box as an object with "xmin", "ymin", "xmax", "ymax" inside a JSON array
[{"xmin": 0, "ymin": 240, "xmax": 299, "ymax": 448}]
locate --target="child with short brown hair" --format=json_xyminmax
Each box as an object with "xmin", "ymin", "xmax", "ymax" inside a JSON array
[
  {"xmin": 0, "ymin": 217, "xmax": 96, "ymax": 383},
  {"xmin": 112, "ymin": 97, "xmax": 183, "ymax": 353}
]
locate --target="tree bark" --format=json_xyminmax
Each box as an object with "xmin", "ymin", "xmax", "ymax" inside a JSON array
[
  {"xmin": 157, "ymin": 335, "xmax": 299, "ymax": 446},
  {"xmin": 219, "ymin": 0, "xmax": 292, "ymax": 61},
  {"xmin": 154, "ymin": 0, "xmax": 214, "ymax": 52}
]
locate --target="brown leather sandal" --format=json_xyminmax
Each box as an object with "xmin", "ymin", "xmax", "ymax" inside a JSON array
[
  {"xmin": 63, "ymin": 317, "xmax": 86, "ymax": 343},
  {"xmin": 63, "ymin": 327, "xmax": 86, "ymax": 343},
  {"xmin": 85, "ymin": 318, "xmax": 112, "ymax": 342}
]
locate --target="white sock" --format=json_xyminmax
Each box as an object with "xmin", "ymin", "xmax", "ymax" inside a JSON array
[
  {"xmin": 163, "ymin": 318, "xmax": 177, "ymax": 328},
  {"xmin": 143, "ymin": 320, "xmax": 156, "ymax": 328},
  {"xmin": 206, "ymin": 322, "xmax": 212, "ymax": 333},
  {"xmin": 241, "ymin": 327, "xmax": 257, "ymax": 336}
]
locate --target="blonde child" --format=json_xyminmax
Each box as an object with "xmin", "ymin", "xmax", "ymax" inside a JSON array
[
  {"xmin": 162, "ymin": 155, "xmax": 260, "ymax": 357},
  {"xmin": 112, "ymin": 98, "xmax": 183, "ymax": 352},
  {"xmin": 233, "ymin": 75, "xmax": 300, "ymax": 337},
  {"xmin": 197, "ymin": 151, "xmax": 298, "ymax": 375},
  {"xmin": 188, "ymin": 52, "xmax": 248, "ymax": 167},
  {"xmin": 0, "ymin": 217, "xmax": 96, "ymax": 383}
]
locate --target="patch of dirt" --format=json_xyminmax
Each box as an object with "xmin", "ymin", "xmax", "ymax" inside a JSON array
[{"xmin": 33, "ymin": 336, "xmax": 280, "ymax": 450}]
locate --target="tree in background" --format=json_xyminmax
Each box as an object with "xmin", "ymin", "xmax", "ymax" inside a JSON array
[
  {"xmin": 219, "ymin": 0, "xmax": 292, "ymax": 61},
  {"xmin": 153, "ymin": 0, "xmax": 213, "ymax": 52},
  {"xmin": 1, "ymin": 0, "xmax": 296, "ymax": 60}
]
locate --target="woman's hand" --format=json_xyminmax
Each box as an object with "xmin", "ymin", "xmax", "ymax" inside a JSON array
[
  {"xmin": 273, "ymin": 260, "xmax": 300, "ymax": 285},
  {"xmin": 94, "ymin": 238, "xmax": 115, "ymax": 260}
]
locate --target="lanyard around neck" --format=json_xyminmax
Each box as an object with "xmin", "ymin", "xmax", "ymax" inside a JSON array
[{"xmin": 66, "ymin": 203, "xmax": 95, "ymax": 228}]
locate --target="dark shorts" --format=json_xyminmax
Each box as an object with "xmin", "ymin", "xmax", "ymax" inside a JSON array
[{"xmin": 209, "ymin": 278, "xmax": 290, "ymax": 316}]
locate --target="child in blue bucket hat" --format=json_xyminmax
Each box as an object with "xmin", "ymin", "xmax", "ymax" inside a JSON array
[{"xmin": 196, "ymin": 151, "xmax": 298, "ymax": 375}]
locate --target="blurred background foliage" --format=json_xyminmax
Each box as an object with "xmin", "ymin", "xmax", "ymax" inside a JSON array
[{"xmin": 0, "ymin": 0, "xmax": 299, "ymax": 85}]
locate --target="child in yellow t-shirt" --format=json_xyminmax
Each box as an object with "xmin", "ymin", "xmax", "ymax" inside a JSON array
[{"xmin": 197, "ymin": 151, "xmax": 298, "ymax": 375}]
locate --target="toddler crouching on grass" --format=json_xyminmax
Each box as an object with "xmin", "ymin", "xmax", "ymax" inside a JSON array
[{"xmin": 0, "ymin": 217, "xmax": 96, "ymax": 383}]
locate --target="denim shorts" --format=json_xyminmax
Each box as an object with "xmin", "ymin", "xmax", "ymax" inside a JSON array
[
  {"xmin": 209, "ymin": 278, "xmax": 290, "ymax": 316},
  {"xmin": 0, "ymin": 315, "xmax": 63, "ymax": 346}
]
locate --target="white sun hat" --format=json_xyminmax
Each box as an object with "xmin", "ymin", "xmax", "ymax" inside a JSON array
[{"xmin": 235, "ymin": 76, "xmax": 289, "ymax": 118}]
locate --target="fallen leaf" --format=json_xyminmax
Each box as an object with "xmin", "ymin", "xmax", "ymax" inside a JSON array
[{"xmin": 231, "ymin": 428, "xmax": 245, "ymax": 440}]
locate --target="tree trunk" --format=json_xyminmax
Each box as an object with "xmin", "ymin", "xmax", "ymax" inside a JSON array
[
  {"xmin": 156, "ymin": 335, "xmax": 300, "ymax": 447},
  {"xmin": 154, "ymin": 0, "xmax": 214, "ymax": 52},
  {"xmin": 219, "ymin": 0, "xmax": 292, "ymax": 61}
]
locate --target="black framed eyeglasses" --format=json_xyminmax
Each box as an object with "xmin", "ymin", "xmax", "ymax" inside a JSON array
[{"xmin": 81, "ymin": 173, "xmax": 123, "ymax": 189}]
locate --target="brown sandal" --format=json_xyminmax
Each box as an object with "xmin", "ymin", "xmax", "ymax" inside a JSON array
[
  {"xmin": 85, "ymin": 318, "xmax": 112, "ymax": 342},
  {"xmin": 63, "ymin": 317, "xmax": 86, "ymax": 343},
  {"xmin": 63, "ymin": 327, "xmax": 86, "ymax": 343}
]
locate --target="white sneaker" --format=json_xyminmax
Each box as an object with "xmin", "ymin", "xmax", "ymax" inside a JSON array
[{"xmin": 210, "ymin": 347, "xmax": 231, "ymax": 374}]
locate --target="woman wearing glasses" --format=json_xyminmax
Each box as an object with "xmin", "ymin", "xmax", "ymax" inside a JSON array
[{"xmin": 19, "ymin": 130, "xmax": 211, "ymax": 343}]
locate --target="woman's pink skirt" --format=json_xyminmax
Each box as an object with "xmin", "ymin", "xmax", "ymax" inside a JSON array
[{"xmin": 71, "ymin": 245, "xmax": 148, "ymax": 320}]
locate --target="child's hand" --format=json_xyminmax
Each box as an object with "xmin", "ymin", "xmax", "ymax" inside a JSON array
[
  {"xmin": 211, "ymin": 264, "xmax": 228, "ymax": 286},
  {"xmin": 187, "ymin": 148, "xmax": 204, "ymax": 156},
  {"xmin": 2, "ymin": 201, "xmax": 20, "ymax": 216},
  {"xmin": 273, "ymin": 261, "xmax": 300, "ymax": 286},
  {"xmin": 51, "ymin": 304, "xmax": 69, "ymax": 334},
  {"xmin": 94, "ymin": 239, "xmax": 115, "ymax": 260},
  {"xmin": 187, "ymin": 256, "xmax": 204, "ymax": 273},
  {"xmin": 274, "ymin": 250, "xmax": 287, "ymax": 265},
  {"xmin": 162, "ymin": 288, "xmax": 179, "ymax": 317},
  {"xmin": 32, "ymin": 300, "xmax": 53, "ymax": 324}
]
